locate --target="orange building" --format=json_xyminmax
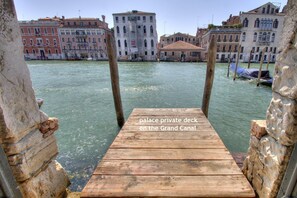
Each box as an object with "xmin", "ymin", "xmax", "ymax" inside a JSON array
[{"xmin": 19, "ymin": 17, "xmax": 62, "ymax": 60}]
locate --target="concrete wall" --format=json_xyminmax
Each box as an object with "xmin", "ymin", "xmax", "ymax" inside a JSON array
[
  {"xmin": 0, "ymin": 1, "xmax": 69, "ymax": 197},
  {"xmin": 243, "ymin": 1, "xmax": 297, "ymax": 197}
]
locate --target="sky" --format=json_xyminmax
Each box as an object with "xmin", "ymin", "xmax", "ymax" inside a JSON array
[{"xmin": 14, "ymin": 0, "xmax": 287, "ymax": 38}]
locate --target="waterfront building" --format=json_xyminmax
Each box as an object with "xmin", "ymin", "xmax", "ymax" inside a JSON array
[
  {"xmin": 239, "ymin": 2, "xmax": 285, "ymax": 62},
  {"xmin": 19, "ymin": 17, "xmax": 62, "ymax": 60},
  {"xmin": 201, "ymin": 27, "xmax": 241, "ymax": 62},
  {"xmin": 159, "ymin": 32, "xmax": 198, "ymax": 48},
  {"xmin": 113, "ymin": 10, "xmax": 158, "ymax": 61},
  {"xmin": 59, "ymin": 16, "xmax": 109, "ymax": 60},
  {"xmin": 159, "ymin": 41, "xmax": 204, "ymax": 62}
]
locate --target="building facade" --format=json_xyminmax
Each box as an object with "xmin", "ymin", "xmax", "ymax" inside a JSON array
[
  {"xmin": 58, "ymin": 16, "xmax": 109, "ymax": 60},
  {"xmin": 159, "ymin": 32, "xmax": 198, "ymax": 48},
  {"xmin": 159, "ymin": 41, "xmax": 203, "ymax": 62},
  {"xmin": 113, "ymin": 10, "xmax": 158, "ymax": 61},
  {"xmin": 201, "ymin": 27, "xmax": 241, "ymax": 62},
  {"xmin": 239, "ymin": 2, "xmax": 285, "ymax": 62},
  {"xmin": 19, "ymin": 17, "xmax": 62, "ymax": 60}
]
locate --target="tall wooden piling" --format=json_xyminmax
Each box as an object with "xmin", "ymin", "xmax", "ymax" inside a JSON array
[
  {"xmin": 266, "ymin": 53, "xmax": 271, "ymax": 70},
  {"xmin": 202, "ymin": 36, "xmax": 217, "ymax": 118},
  {"xmin": 227, "ymin": 51, "xmax": 231, "ymax": 78},
  {"xmin": 233, "ymin": 44, "xmax": 241, "ymax": 81},
  {"xmin": 257, "ymin": 48, "xmax": 266, "ymax": 87},
  {"xmin": 247, "ymin": 49, "xmax": 253, "ymax": 69},
  {"xmin": 106, "ymin": 33, "xmax": 125, "ymax": 127}
]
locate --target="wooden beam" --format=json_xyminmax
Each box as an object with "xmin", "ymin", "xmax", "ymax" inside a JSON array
[
  {"xmin": 106, "ymin": 32, "xmax": 125, "ymax": 127},
  {"xmin": 233, "ymin": 44, "xmax": 241, "ymax": 81},
  {"xmin": 266, "ymin": 53, "xmax": 271, "ymax": 70},
  {"xmin": 247, "ymin": 49, "xmax": 253, "ymax": 69},
  {"xmin": 257, "ymin": 48, "xmax": 266, "ymax": 87},
  {"xmin": 227, "ymin": 51, "xmax": 232, "ymax": 78},
  {"xmin": 202, "ymin": 36, "xmax": 216, "ymax": 117}
]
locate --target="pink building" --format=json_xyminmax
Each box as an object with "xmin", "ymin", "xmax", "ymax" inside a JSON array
[
  {"xmin": 59, "ymin": 16, "xmax": 109, "ymax": 60},
  {"xmin": 19, "ymin": 17, "xmax": 62, "ymax": 60}
]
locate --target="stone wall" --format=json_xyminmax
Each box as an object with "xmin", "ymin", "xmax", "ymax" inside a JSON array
[
  {"xmin": 0, "ymin": 0, "xmax": 69, "ymax": 197},
  {"xmin": 243, "ymin": 0, "xmax": 297, "ymax": 197}
]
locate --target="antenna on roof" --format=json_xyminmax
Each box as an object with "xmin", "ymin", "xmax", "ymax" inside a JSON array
[{"xmin": 78, "ymin": 10, "xmax": 81, "ymax": 18}]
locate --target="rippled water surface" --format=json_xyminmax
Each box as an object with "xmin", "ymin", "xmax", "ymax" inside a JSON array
[{"xmin": 28, "ymin": 61, "xmax": 273, "ymax": 191}]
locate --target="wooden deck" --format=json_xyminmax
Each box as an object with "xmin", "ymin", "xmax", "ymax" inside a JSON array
[{"xmin": 81, "ymin": 108, "xmax": 255, "ymax": 197}]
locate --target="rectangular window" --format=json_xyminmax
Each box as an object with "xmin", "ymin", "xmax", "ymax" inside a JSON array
[
  {"xmin": 150, "ymin": 16, "xmax": 153, "ymax": 22},
  {"xmin": 115, "ymin": 16, "xmax": 119, "ymax": 23},
  {"xmin": 151, "ymin": 51, "xmax": 154, "ymax": 55}
]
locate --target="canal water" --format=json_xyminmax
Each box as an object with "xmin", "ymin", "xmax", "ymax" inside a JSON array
[{"xmin": 28, "ymin": 61, "xmax": 273, "ymax": 191}]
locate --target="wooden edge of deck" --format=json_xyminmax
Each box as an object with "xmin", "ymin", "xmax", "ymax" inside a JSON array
[{"xmin": 81, "ymin": 175, "xmax": 255, "ymax": 198}]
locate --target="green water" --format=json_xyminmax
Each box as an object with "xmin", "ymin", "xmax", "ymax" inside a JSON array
[{"xmin": 28, "ymin": 61, "xmax": 273, "ymax": 191}]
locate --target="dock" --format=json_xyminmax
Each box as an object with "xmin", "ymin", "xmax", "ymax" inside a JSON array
[{"xmin": 81, "ymin": 108, "xmax": 255, "ymax": 197}]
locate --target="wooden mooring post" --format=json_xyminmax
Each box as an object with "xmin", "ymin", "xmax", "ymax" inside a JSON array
[
  {"xmin": 233, "ymin": 44, "xmax": 241, "ymax": 81},
  {"xmin": 257, "ymin": 48, "xmax": 266, "ymax": 87},
  {"xmin": 202, "ymin": 36, "xmax": 217, "ymax": 118},
  {"xmin": 247, "ymin": 49, "xmax": 253, "ymax": 69},
  {"xmin": 266, "ymin": 53, "xmax": 271, "ymax": 70},
  {"xmin": 106, "ymin": 33, "xmax": 125, "ymax": 127},
  {"xmin": 227, "ymin": 51, "xmax": 231, "ymax": 78}
]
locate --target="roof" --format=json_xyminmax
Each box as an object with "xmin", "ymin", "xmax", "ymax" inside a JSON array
[
  {"xmin": 160, "ymin": 41, "xmax": 204, "ymax": 52},
  {"xmin": 161, "ymin": 32, "xmax": 196, "ymax": 38},
  {"xmin": 113, "ymin": 10, "xmax": 155, "ymax": 16}
]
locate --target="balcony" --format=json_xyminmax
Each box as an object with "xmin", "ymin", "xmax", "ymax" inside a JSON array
[{"xmin": 257, "ymin": 41, "xmax": 271, "ymax": 46}]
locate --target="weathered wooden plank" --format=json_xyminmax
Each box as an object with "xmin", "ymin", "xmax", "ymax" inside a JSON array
[
  {"xmin": 111, "ymin": 139, "xmax": 225, "ymax": 149},
  {"xmin": 121, "ymin": 124, "xmax": 214, "ymax": 132},
  {"xmin": 131, "ymin": 108, "xmax": 204, "ymax": 116},
  {"xmin": 95, "ymin": 160, "xmax": 242, "ymax": 175},
  {"xmin": 104, "ymin": 149, "xmax": 233, "ymax": 160},
  {"xmin": 81, "ymin": 175, "xmax": 255, "ymax": 197},
  {"xmin": 116, "ymin": 131, "xmax": 220, "ymax": 140}
]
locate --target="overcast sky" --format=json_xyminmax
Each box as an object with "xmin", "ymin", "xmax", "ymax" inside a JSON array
[{"xmin": 14, "ymin": 0, "xmax": 287, "ymax": 37}]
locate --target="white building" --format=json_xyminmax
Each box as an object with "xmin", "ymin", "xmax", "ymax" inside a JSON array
[
  {"xmin": 239, "ymin": 2, "xmax": 285, "ymax": 62},
  {"xmin": 113, "ymin": 10, "xmax": 158, "ymax": 61}
]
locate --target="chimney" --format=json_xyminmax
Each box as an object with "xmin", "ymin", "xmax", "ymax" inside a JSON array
[
  {"xmin": 102, "ymin": 15, "xmax": 105, "ymax": 22},
  {"xmin": 62, "ymin": 16, "xmax": 65, "ymax": 20}
]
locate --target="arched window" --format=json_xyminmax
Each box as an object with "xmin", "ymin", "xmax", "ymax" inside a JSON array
[
  {"xmin": 273, "ymin": 19, "xmax": 279, "ymax": 28},
  {"xmin": 217, "ymin": 35, "xmax": 221, "ymax": 42},
  {"xmin": 242, "ymin": 32, "xmax": 246, "ymax": 42},
  {"xmin": 123, "ymin": 26, "xmax": 126, "ymax": 34},
  {"xmin": 150, "ymin": 26, "xmax": 153, "ymax": 34},
  {"xmin": 143, "ymin": 26, "xmax": 146, "ymax": 34},
  {"xmin": 243, "ymin": 18, "xmax": 249, "ymax": 27},
  {"xmin": 263, "ymin": 32, "xmax": 267, "ymax": 42},
  {"xmin": 151, "ymin": 39, "xmax": 154, "ymax": 48},
  {"xmin": 254, "ymin": 18, "xmax": 260, "ymax": 28},
  {"xmin": 116, "ymin": 26, "xmax": 120, "ymax": 34},
  {"xmin": 267, "ymin": 5, "xmax": 270, "ymax": 14},
  {"xmin": 124, "ymin": 40, "xmax": 127, "ymax": 48},
  {"xmin": 117, "ymin": 40, "xmax": 121, "ymax": 47},
  {"xmin": 262, "ymin": 7, "xmax": 266, "ymax": 14},
  {"xmin": 253, "ymin": 32, "xmax": 257, "ymax": 42},
  {"xmin": 271, "ymin": 33, "xmax": 275, "ymax": 42},
  {"xmin": 229, "ymin": 35, "xmax": 233, "ymax": 42},
  {"xmin": 144, "ymin": 39, "xmax": 147, "ymax": 48}
]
